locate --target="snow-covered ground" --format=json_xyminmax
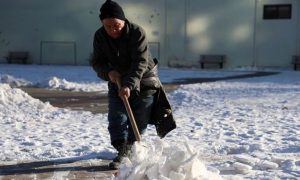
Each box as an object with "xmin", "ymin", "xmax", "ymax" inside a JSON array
[{"xmin": 0, "ymin": 64, "xmax": 299, "ymax": 179}]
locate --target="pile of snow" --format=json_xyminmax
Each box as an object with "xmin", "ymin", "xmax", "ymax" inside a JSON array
[
  {"xmin": 0, "ymin": 83, "xmax": 111, "ymax": 161},
  {"xmin": 0, "ymin": 74, "xmax": 32, "ymax": 87},
  {"xmin": 0, "ymin": 83, "xmax": 53, "ymax": 114},
  {"xmin": 46, "ymin": 76, "xmax": 107, "ymax": 92},
  {"xmin": 114, "ymin": 139, "xmax": 222, "ymax": 180},
  {"xmin": 0, "ymin": 74, "xmax": 108, "ymax": 92},
  {"xmin": 0, "ymin": 64, "xmax": 108, "ymax": 92},
  {"xmin": 0, "ymin": 64, "xmax": 250, "ymax": 92}
]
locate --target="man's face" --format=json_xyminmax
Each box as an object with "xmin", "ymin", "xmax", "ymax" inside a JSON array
[{"xmin": 102, "ymin": 18, "xmax": 125, "ymax": 39}]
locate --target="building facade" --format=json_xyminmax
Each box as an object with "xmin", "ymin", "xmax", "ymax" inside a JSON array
[{"xmin": 0, "ymin": 0, "xmax": 299, "ymax": 68}]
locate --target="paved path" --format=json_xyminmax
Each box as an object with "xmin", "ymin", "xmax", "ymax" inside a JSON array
[
  {"xmin": 20, "ymin": 84, "xmax": 179, "ymax": 114},
  {"xmin": 0, "ymin": 159, "xmax": 116, "ymax": 179}
]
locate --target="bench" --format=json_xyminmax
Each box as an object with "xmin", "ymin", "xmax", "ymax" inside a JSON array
[
  {"xmin": 292, "ymin": 56, "xmax": 300, "ymax": 71},
  {"xmin": 6, "ymin": 51, "xmax": 29, "ymax": 64},
  {"xmin": 200, "ymin": 55, "xmax": 226, "ymax": 69}
]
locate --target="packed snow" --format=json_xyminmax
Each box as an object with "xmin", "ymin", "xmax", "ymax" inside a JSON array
[{"xmin": 0, "ymin": 64, "xmax": 299, "ymax": 179}]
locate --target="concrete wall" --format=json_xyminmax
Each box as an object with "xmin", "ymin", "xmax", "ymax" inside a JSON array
[
  {"xmin": 120, "ymin": 0, "xmax": 166, "ymax": 64},
  {"xmin": 0, "ymin": 0, "xmax": 100, "ymax": 65},
  {"xmin": 165, "ymin": 0, "xmax": 187, "ymax": 66},
  {"xmin": 167, "ymin": 0, "xmax": 300, "ymax": 68},
  {"xmin": 0, "ymin": 0, "xmax": 166, "ymax": 65},
  {"xmin": 0, "ymin": 0, "xmax": 299, "ymax": 68},
  {"xmin": 184, "ymin": 0, "xmax": 256, "ymax": 68},
  {"xmin": 254, "ymin": 0, "xmax": 299, "ymax": 67}
]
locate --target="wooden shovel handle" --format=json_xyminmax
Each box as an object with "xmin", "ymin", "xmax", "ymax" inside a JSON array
[{"xmin": 116, "ymin": 79, "xmax": 141, "ymax": 142}]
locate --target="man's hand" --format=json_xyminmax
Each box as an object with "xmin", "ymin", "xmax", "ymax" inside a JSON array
[
  {"xmin": 109, "ymin": 70, "xmax": 130, "ymax": 98},
  {"xmin": 119, "ymin": 86, "xmax": 130, "ymax": 98},
  {"xmin": 108, "ymin": 70, "xmax": 121, "ymax": 84}
]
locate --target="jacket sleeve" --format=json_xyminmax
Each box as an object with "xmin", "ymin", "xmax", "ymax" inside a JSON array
[
  {"xmin": 123, "ymin": 28, "xmax": 148, "ymax": 91},
  {"xmin": 90, "ymin": 31, "xmax": 112, "ymax": 81}
]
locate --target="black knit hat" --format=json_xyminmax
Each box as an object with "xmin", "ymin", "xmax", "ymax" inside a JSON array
[{"xmin": 99, "ymin": 0, "xmax": 126, "ymax": 21}]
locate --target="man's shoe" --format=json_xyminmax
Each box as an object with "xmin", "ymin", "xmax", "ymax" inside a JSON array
[
  {"xmin": 108, "ymin": 154, "xmax": 124, "ymax": 170},
  {"xmin": 109, "ymin": 139, "xmax": 132, "ymax": 170}
]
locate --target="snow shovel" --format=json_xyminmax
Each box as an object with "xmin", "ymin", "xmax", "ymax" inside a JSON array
[{"xmin": 116, "ymin": 79, "xmax": 141, "ymax": 142}]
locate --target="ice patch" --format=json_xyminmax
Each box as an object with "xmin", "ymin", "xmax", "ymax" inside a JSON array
[
  {"xmin": 234, "ymin": 154, "xmax": 260, "ymax": 166},
  {"xmin": 281, "ymin": 159, "xmax": 296, "ymax": 171},
  {"xmin": 232, "ymin": 162, "xmax": 252, "ymax": 174},
  {"xmin": 256, "ymin": 160, "xmax": 279, "ymax": 170}
]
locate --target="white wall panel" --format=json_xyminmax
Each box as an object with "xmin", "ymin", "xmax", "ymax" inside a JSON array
[
  {"xmin": 255, "ymin": 0, "xmax": 299, "ymax": 67},
  {"xmin": 184, "ymin": 0, "xmax": 256, "ymax": 68}
]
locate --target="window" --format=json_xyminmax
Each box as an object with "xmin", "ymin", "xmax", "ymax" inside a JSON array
[{"xmin": 263, "ymin": 4, "xmax": 292, "ymax": 19}]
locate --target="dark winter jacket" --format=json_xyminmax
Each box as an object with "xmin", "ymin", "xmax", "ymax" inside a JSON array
[
  {"xmin": 91, "ymin": 19, "xmax": 160, "ymax": 94},
  {"xmin": 91, "ymin": 19, "xmax": 176, "ymax": 138}
]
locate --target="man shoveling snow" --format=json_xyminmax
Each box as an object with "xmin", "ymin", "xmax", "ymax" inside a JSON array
[{"xmin": 91, "ymin": 0, "xmax": 176, "ymax": 170}]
